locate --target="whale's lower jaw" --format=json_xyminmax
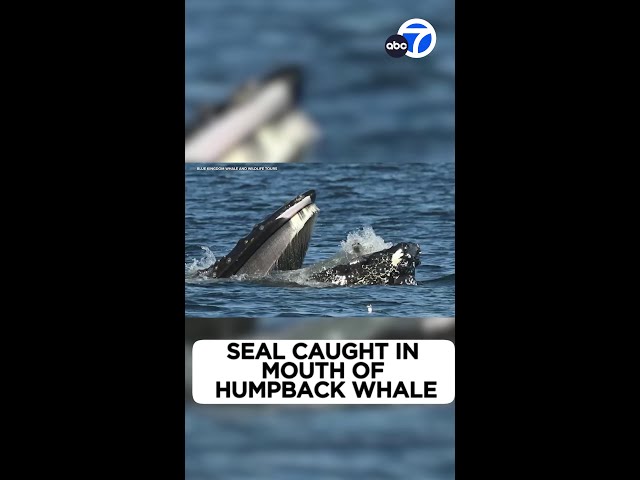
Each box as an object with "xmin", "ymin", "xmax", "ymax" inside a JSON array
[
  {"xmin": 309, "ymin": 242, "xmax": 421, "ymax": 286},
  {"xmin": 311, "ymin": 268, "xmax": 417, "ymax": 286},
  {"xmin": 236, "ymin": 204, "xmax": 318, "ymax": 276}
]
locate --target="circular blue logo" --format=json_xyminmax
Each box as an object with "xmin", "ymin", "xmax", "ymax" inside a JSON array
[{"xmin": 397, "ymin": 18, "xmax": 437, "ymax": 59}]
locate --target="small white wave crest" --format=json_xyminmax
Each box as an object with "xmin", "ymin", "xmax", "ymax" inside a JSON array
[{"xmin": 185, "ymin": 246, "xmax": 216, "ymax": 276}]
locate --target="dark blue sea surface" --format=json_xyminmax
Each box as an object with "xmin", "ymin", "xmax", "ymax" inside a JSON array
[
  {"xmin": 186, "ymin": 163, "xmax": 454, "ymax": 318},
  {"xmin": 186, "ymin": 403, "xmax": 455, "ymax": 480}
]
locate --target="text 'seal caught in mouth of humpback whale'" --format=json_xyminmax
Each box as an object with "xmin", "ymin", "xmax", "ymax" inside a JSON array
[{"xmin": 197, "ymin": 191, "xmax": 422, "ymax": 286}]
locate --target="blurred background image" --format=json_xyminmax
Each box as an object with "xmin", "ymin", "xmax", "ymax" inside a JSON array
[
  {"xmin": 185, "ymin": 0, "xmax": 454, "ymax": 164},
  {"xmin": 186, "ymin": 317, "xmax": 455, "ymax": 480}
]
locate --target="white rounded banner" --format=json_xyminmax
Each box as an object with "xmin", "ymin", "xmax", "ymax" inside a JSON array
[{"xmin": 192, "ymin": 339, "xmax": 455, "ymax": 404}]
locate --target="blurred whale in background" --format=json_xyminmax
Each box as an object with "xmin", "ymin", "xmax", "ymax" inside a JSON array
[{"xmin": 185, "ymin": 66, "xmax": 320, "ymax": 163}]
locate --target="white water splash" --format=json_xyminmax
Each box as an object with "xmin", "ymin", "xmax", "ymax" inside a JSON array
[
  {"xmin": 185, "ymin": 246, "xmax": 217, "ymax": 275},
  {"xmin": 272, "ymin": 226, "xmax": 391, "ymax": 285},
  {"xmin": 185, "ymin": 227, "xmax": 391, "ymax": 285},
  {"xmin": 340, "ymin": 226, "xmax": 392, "ymax": 259}
]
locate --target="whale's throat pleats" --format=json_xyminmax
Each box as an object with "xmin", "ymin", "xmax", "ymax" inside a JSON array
[
  {"xmin": 273, "ymin": 208, "xmax": 317, "ymax": 271},
  {"xmin": 236, "ymin": 204, "xmax": 318, "ymax": 276}
]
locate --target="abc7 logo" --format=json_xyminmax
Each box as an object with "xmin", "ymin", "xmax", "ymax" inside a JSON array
[
  {"xmin": 385, "ymin": 19, "xmax": 437, "ymax": 58},
  {"xmin": 385, "ymin": 34, "xmax": 408, "ymax": 58}
]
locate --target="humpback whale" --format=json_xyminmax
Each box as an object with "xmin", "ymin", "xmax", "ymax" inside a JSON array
[
  {"xmin": 309, "ymin": 243, "xmax": 421, "ymax": 286},
  {"xmin": 194, "ymin": 191, "xmax": 422, "ymax": 285},
  {"xmin": 198, "ymin": 190, "xmax": 319, "ymax": 278},
  {"xmin": 185, "ymin": 66, "xmax": 319, "ymax": 163}
]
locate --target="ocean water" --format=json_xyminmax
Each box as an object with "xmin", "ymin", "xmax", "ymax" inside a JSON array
[
  {"xmin": 184, "ymin": 317, "xmax": 455, "ymax": 479},
  {"xmin": 185, "ymin": 163, "xmax": 454, "ymax": 318},
  {"xmin": 186, "ymin": 403, "xmax": 455, "ymax": 480}
]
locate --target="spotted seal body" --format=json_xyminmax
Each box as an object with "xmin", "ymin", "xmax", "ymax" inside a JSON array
[{"xmin": 310, "ymin": 243, "xmax": 421, "ymax": 286}]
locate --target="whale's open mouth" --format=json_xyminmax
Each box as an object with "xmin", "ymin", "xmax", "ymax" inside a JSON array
[{"xmin": 200, "ymin": 190, "xmax": 319, "ymax": 278}]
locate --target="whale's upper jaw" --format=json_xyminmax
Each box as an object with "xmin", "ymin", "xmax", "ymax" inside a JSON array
[
  {"xmin": 372, "ymin": 242, "xmax": 422, "ymax": 282},
  {"xmin": 393, "ymin": 242, "xmax": 421, "ymax": 269},
  {"xmin": 199, "ymin": 190, "xmax": 318, "ymax": 278},
  {"xmin": 271, "ymin": 189, "xmax": 316, "ymax": 220}
]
